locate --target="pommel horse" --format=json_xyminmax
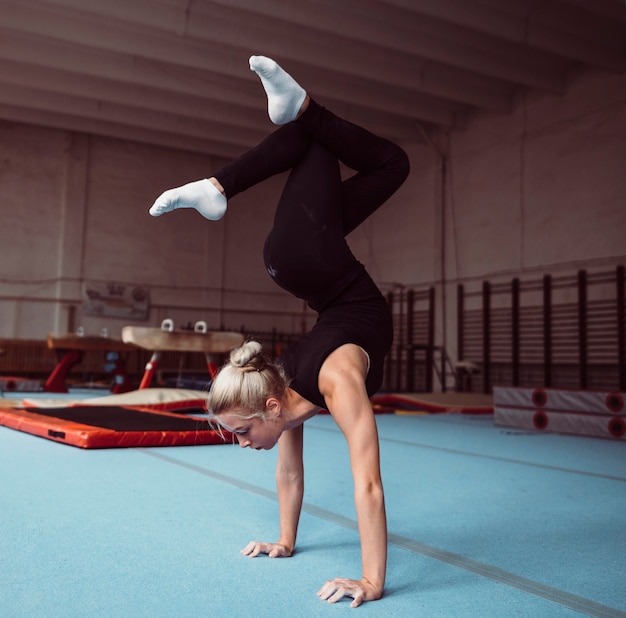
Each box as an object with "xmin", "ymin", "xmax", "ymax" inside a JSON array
[
  {"xmin": 121, "ymin": 319, "xmax": 243, "ymax": 389},
  {"xmin": 45, "ymin": 329, "xmax": 136, "ymax": 393}
]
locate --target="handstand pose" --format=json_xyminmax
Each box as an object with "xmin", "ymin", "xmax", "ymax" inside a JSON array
[{"xmin": 150, "ymin": 56, "xmax": 409, "ymax": 608}]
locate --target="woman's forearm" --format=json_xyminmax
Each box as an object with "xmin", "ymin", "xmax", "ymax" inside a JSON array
[
  {"xmin": 276, "ymin": 467, "xmax": 304, "ymax": 552},
  {"xmin": 275, "ymin": 426, "xmax": 305, "ymax": 552},
  {"xmin": 354, "ymin": 479, "xmax": 387, "ymax": 592}
]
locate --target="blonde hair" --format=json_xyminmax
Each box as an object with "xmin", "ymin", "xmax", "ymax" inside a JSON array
[{"xmin": 208, "ymin": 341, "xmax": 288, "ymax": 421}]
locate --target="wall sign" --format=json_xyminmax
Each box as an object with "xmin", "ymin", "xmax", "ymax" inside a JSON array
[{"xmin": 82, "ymin": 282, "xmax": 149, "ymax": 320}]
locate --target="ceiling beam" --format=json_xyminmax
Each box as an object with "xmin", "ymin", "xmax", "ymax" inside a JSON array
[
  {"xmin": 0, "ymin": 102, "xmax": 241, "ymax": 157},
  {"xmin": 0, "ymin": 27, "xmax": 463, "ymax": 127},
  {"xmin": 0, "ymin": 0, "xmax": 620, "ymax": 158},
  {"xmin": 36, "ymin": 0, "xmax": 569, "ymax": 92},
  {"xmin": 0, "ymin": 82, "xmax": 267, "ymax": 150},
  {"xmin": 0, "ymin": 28, "xmax": 261, "ymax": 108},
  {"xmin": 383, "ymin": 0, "xmax": 625, "ymax": 72},
  {"xmin": 0, "ymin": 57, "xmax": 268, "ymax": 131},
  {"xmin": 0, "ymin": 33, "xmax": 457, "ymax": 137},
  {"xmin": 558, "ymin": 0, "xmax": 626, "ymax": 25},
  {"xmin": 2, "ymin": 0, "xmax": 514, "ymax": 111},
  {"xmin": 0, "ymin": 55, "xmax": 437, "ymax": 144}
]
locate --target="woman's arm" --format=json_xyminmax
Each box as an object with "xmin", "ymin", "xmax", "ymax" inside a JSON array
[
  {"xmin": 317, "ymin": 344, "xmax": 387, "ymax": 607},
  {"xmin": 276, "ymin": 424, "xmax": 305, "ymax": 553},
  {"xmin": 241, "ymin": 424, "xmax": 304, "ymax": 558}
]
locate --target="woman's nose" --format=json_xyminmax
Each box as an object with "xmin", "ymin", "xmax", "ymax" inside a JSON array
[{"xmin": 237, "ymin": 435, "xmax": 252, "ymax": 448}]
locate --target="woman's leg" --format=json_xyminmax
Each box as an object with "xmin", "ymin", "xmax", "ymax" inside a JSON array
[
  {"xmin": 149, "ymin": 123, "xmax": 313, "ymax": 220},
  {"xmin": 214, "ymin": 123, "xmax": 311, "ymax": 200},
  {"xmin": 249, "ymin": 56, "xmax": 410, "ymax": 235},
  {"xmin": 264, "ymin": 139, "xmax": 365, "ymax": 308},
  {"xmin": 298, "ymin": 99, "xmax": 410, "ymax": 235},
  {"xmin": 150, "ymin": 55, "xmax": 409, "ymax": 228}
]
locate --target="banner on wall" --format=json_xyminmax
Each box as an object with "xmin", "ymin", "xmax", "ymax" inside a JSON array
[{"xmin": 82, "ymin": 282, "xmax": 149, "ymax": 320}]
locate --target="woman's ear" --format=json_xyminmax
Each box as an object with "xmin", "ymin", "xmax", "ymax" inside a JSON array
[{"xmin": 265, "ymin": 397, "xmax": 281, "ymax": 417}]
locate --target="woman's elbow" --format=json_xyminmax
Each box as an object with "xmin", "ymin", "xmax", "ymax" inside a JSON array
[{"xmin": 355, "ymin": 478, "xmax": 385, "ymax": 504}]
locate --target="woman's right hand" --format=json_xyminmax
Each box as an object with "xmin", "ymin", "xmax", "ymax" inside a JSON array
[{"xmin": 240, "ymin": 541, "xmax": 292, "ymax": 558}]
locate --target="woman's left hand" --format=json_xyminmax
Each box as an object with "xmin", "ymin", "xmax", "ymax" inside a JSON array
[{"xmin": 317, "ymin": 577, "xmax": 382, "ymax": 608}]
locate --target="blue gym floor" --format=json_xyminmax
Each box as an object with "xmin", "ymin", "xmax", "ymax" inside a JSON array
[{"xmin": 1, "ymin": 412, "xmax": 625, "ymax": 617}]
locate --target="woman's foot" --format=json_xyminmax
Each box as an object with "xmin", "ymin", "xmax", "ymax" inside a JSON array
[
  {"xmin": 149, "ymin": 178, "xmax": 227, "ymax": 220},
  {"xmin": 249, "ymin": 55, "xmax": 307, "ymax": 125}
]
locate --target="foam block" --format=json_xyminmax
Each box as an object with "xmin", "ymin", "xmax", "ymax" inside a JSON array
[
  {"xmin": 0, "ymin": 376, "xmax": 41, "ymax": 392},
  {"xmin": 493, "ymin": 386, "xmax": 626, "ymax": 440},
  {"xmin": 493, "ymin": 386, "xmax": 624, "ymax": 415},
  {"xmin": 494, "ymin": 406, "xmax": 625, "ymax": 440}
]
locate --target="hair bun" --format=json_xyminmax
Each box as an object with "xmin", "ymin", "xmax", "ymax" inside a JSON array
[{"xmin": 230, "ymin": 341, "xmax": 264, "ymax": 370}]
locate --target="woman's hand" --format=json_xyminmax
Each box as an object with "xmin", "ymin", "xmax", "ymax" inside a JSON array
[
  {"xmin": 240, "ymin": 541, "xmax": 292, "ymax": 558},
  {"xmin": 317, "ymin": 577, "xmax": 382, "ymax": 608}
]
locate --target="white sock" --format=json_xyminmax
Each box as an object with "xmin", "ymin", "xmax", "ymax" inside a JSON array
[
  {"xmin": 149, "ymin": 179, "xmax": 227, "ymax": 221},
  {"xmin": 249, "ymin": 55, "xmax": 306, "ymax": 125}
]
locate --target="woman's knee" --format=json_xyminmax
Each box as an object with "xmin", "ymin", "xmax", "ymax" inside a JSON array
[{"xmin": 391, "ymin": 146, "xmax": 411, "ymax": 185}]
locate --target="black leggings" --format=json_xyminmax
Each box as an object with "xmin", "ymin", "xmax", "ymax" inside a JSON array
[{"xmin": 215, "ymin": 99, "xmax": 410, "ymax": 307}]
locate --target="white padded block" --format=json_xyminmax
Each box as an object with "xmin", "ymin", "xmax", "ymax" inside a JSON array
[
  {"xmin": 493, "ymin": 386, "xmax": 625, "ymax": 415},
  {"xmin": 494, "ymin": 406, "xmax": 626, "ymax": 440}
]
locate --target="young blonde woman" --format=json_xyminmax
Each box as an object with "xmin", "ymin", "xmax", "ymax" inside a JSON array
[{"xmin": 150, "ymin": 55, "xmax": 409, "ymax": 608}]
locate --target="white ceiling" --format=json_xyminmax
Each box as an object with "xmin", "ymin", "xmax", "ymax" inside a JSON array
[{"xmin": 0, "ymin": 0, "xmax": 624, "ymax": 158}]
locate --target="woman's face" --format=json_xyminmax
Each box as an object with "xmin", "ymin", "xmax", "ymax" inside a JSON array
[{"xmin": 217, "ymin": 409, "xmax": 283, "ymax": 451}]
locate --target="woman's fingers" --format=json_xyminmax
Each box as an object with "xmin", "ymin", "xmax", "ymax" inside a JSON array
[
  {"xmin": 240, "ymin": 541, "xmax": 291, "ymax": 558},
  {"xmin": 317, "ymin": 578, "xmax": 372, "ymax": 608},
  {"xmin": 268, "ymin": 544, "xmax": 289, "ymax": 558},
  {"xmin": 240, "ymin": 541, "xmax": 266, "ymax": 557}
]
